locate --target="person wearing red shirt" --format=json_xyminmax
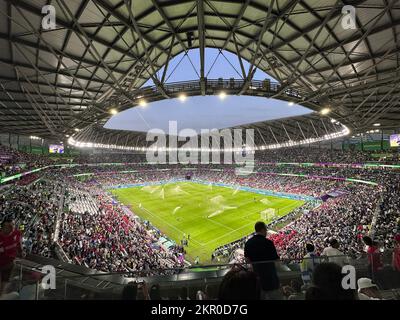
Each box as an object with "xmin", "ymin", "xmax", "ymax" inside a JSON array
[
  {"xmin": 393, "ymin": 234, "xmax": 400, "ymax": 272},
  {"xmin": 362, "ymin": 236, "xmax": 383, "ymax": 279},
  {"xmin": 0, "ymin": 218, "xmax": 23, "ymax": 294}
]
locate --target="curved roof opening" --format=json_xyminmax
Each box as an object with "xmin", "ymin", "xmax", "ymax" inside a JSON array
[
  {"xmin": 104, "ymin": 95, "xmax": 312, "ymax": 136},
  {"xmin": 142, "ymin": 48, "xmax": 278, "ymax": 86}
]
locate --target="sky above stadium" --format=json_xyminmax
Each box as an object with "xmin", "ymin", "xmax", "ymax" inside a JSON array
[{"xmin": 105, "ymin": 49, "xmax": 311, "ymax": 135}]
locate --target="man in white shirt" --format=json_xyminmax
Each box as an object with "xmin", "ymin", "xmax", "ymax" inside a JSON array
[{"xmin": 321, "ymin": 239, "xmax": 348, "ymax": 266}]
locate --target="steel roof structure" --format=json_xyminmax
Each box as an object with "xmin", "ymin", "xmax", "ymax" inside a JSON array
[{"xmin": 0, "ymin": 0, "xmax": 399, "ymax": 146}]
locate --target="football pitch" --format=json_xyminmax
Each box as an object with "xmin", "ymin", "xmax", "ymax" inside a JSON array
[{"xmin": 110, "ymin": 181, "xmax": 304, "ymax": 263}]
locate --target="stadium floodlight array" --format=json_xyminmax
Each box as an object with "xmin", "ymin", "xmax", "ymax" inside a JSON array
[{"xmin": 68, "ymin": 124, "xmax": 350, "ymax": 152}]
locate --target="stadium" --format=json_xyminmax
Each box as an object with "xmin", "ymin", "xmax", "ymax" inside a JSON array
[{"xmin": 0, "ymin": 0, "xmax": 400, "ymax": 304}]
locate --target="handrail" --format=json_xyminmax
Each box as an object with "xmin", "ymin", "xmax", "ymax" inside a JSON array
[{"xmin": 15, "ymin": 254, "xmax": 363, "ymax": 281}]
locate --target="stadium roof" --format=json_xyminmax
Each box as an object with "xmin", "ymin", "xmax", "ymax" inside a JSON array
[{"xmin": 0, "ymin": 0, "xmax": 399, "ymax": 142}]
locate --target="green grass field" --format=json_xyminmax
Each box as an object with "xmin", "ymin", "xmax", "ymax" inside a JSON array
[{"xmin": 110, "ymin": 181, "xmax": 304, "ymax": 263}]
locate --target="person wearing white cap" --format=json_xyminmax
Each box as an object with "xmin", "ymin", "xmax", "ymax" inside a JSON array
[{"xmin": 357, "ymin": 278, "xmax": 382, "ymax": 300}]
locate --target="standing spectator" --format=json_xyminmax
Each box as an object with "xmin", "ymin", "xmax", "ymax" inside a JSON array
[
  {"xmin": 392, "ymin": 234, "xmax": 400, "ymax": 272},
  {"xmin": 321, "ymin": 239, "xmax": 347, "ymax": 266},
  {"xmin": 300, "ymin": 243, "xmax": 320, "ymax": 285},
  {"xmin": 363, "ymin": 236, "xmax": 383, "ymax": 278},
  {"xmin": 0, "ymin": 218, "xmax": 23, "ymax": 294},
  {"xmin": 244, "ymin": 221, "xmax": 281, "ymax": 300}
]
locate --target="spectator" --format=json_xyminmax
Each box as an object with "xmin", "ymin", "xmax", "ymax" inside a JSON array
[
  {"xmin": 282, "ymin": 280, "xmax": 305, "ymax": 300},
  {"xmin": 363, "ymin": 236, "xmax": 383, "ymax": 278},
  {"xmin": 357, "ymin": 278, "xmax": 382, "ymax": 300},
  {"xmin": 150, "ymin": 284, "xmax": 164, "ymax": 300},
  {"xmin": 244, "ymin": 221, "xmax": 281, "ymax": 300},
  {"xmin": 321, "ymin": 239, "xmax": 347, "ymax": 266},
  {"xmin": 300, "ymin": 243, "xmax": 320, "ymax": 285},
  {"xmin": 305, "ymin": 263, "xmax": 356, "ymax": 300},
  {"xmin": 195, "ymin": 286, "xmax": 210, "ymax": 300},
  {"xmin": 392, "ymin": 234, "xmax": 400, "ymax": 272},
  {"xmin": 0, "ymin": 218, "xmax": 23, "ymax": 294},
  {"xmin": 218, "ymin": 266, "xmax": 261, "ymax": 300}
]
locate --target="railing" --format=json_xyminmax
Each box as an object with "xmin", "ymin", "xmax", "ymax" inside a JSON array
[{"xmin": 3, "ymin": 251, "xmax": 399, "ymax": 300}]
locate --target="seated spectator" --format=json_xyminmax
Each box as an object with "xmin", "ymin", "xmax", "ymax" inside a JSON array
[
  {"xmin": 282, "ymin": 280, "xmax": 305, "ymax": 300},
  {"xmin": 357, "ymin": 278, "xmax": 382, "ymax": 300},
  {"xmin": 305, "ymin": 263, "xmax": 356, "ymax": 300},
  {"xmin": 321, "ymin": 239, "xmax": 347, "ymax": 266},
  {"xmin": 150, "ymin": 284, "xmax": 165, "ymax": 300},
  {"xmin": 196, "ymin": 285, "xmax": 211, "ymax": 300},
  {"xmin": 218, "ymin": 266, "xmax": 261, "ymax": 300}
]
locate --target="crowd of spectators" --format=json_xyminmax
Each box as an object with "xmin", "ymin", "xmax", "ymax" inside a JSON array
[
  {"xmin": 1, "ymin": 145, "xmax": 400, "ymax": 299},
  {"xmin": 46, "ymin": 163, "xmax": 400, "ymax": 267},
  {"xmin": 374, "ymin": 175, "xmax": 400, "ymax": 248},
  {"xmin": 1, "ymin": 143, "xmax": 400, "ymax": 181},
  {"xmin": 71, "ymin": 147, "xmax": 400, "ymax": 164},
  {"xmin": 0, "ymin": 145, "xmax": 52, "ymax": 177},
  {"xmin": 267, "ymin": 183, "xmax": 381, "ymax": 260},
  {"xmin": 58, "ymin": 188, "xmax": 184, "ymax": 274},
  {"xmin": 0, "ymin": 180, "xmax": 62, "ymax": 258}
]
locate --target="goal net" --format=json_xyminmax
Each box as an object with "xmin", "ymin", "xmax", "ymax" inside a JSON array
[{"xmin": 260, "ymin": 208, "xmax": 277, "ymax": 221}]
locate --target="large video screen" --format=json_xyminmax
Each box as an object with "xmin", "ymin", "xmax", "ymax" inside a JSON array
[
  {"xmin": 49, "ymin": 144, "xmax": 64, "ymax": 154},
  {"xmin": 390, "ymin": 134, "xmax": 400, "ymax": 148}
]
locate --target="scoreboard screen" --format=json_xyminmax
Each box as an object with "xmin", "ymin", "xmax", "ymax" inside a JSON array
[
  {"xmin": 49, "ymin": 144, "xmax": 64, "ymax": 154},
  {"xmin": 390, "ymin": 134, "xmax": 400, "ymax": 148}
]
